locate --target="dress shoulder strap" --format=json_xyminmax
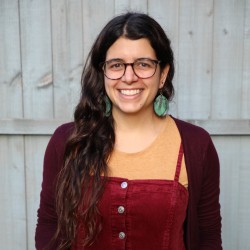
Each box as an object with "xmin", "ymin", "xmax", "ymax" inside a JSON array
[{"xmin": 174, "ymin": 143, "xmax": 184, "ymax": 182}]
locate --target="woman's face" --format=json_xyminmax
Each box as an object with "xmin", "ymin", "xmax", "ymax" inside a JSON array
[{"xmin": 104, "ymin": 37, "xmax": 169, "ymax": 117}]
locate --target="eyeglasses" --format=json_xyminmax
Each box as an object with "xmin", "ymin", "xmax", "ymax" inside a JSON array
[{"xmin": 102, "ymin": 58, "xmax": 160, "ymax": 80}]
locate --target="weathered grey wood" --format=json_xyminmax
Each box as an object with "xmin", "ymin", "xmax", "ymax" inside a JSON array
[
  {"xmin": 0, "ymin": 2, "xmax": 26, "ymax": 249},
  {"xmin": 25, "ymin": 136, "xmax": 50, "ymax": 250},
  {"xmin": 0, "ymin": 119, "xmax": 70, "ymax": 135},
  {"xmin": 148, "ymin": 1, "xmax": 179, "ymax": 117},
  {"xmin": 129, "ymin": 0, "xmax": 148, "ymax": 13},
  {"xmin": 242, "ymin": 0, "xmax": 250, "ymax": 119},
  {"xmin": 0, "ymin": 0, "xmax": 23, "ymax": 118},
  {"xmin": 114, "ymin": 0, "xmax": 130, "ymax": 14},
  {"xmin": 0, "ymin": 136, "xmax": 27, "ymax": 250},
  {"xmin": 0, "ymin": 1, "xmax": 250, "ymax": 250},
  {"xmin": 178, "ymin": 0, "xmax": 214, "ymax": 119},
  {"xmin": 188, "ymin": 119, "xmax": 250, "ymax": 135},
  {"xmin": 1, "ymin": 118, "xmax": 250, "ymax": 135},
  {"xmin": 82, "ymin": 0, "xmax": 115, "ymax": 61},
  {"xmin": 213, "ymin": 136, "xmax": 250, "ymax": 249},
  {"xmin": 114, "ymin": 0, "xmax": 148, "ymax": 14},
  {"xmin": 19, "ymin": 0, "xmax": 54, "ymax": 119},
  {"xmin": 212, "ymin": 0, "xmax": 245, "ymax": 119},
  {"xmin": 51, "ymin": 0, "xmax": 83, "ymax": 119}
]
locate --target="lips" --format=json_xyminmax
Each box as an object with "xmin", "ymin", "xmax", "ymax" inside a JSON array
[{"xmin": 119, "ymin": 89, "xmax": 142, "ymax": 96}]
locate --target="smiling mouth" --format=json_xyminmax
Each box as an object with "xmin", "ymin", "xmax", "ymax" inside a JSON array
[{"xmin": 119, "ymin": 89, "xmax": 142, "ymax": 96}]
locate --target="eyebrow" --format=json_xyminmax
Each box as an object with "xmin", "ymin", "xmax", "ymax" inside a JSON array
[
  {"xmin": 106, "ymin": 57, "xmax": 156, "ymax": 62},
  {"xmin": 106, "ymin": 58, "xmax": 124, "ymax": 62}
]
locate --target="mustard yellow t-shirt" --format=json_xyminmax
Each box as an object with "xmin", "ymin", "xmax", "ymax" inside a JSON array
[{"xmin": 108, "ymin": 116, "xmax": 188, "ymax": 188}]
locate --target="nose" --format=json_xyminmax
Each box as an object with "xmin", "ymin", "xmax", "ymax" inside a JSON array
[{"xmin": 121, "ymin": 64, "xmax": 138, "ymax": 84}]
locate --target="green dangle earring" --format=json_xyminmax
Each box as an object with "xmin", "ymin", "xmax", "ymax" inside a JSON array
[
  {"xmin": 104, "ymin": 95, "xmax": 111, "ymax": 117},
  {"xmin": 153, "ymin": 88, "xmax": 169, "ymax": 117}
]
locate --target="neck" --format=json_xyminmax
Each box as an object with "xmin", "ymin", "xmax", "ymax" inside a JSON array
[
  {"xmin": 112, "ymin": 108, "xmax": 168, "ymax": 153},
  {"xmin": 112, "ymin": 108, "xmax": 166, "ymax": 133}
]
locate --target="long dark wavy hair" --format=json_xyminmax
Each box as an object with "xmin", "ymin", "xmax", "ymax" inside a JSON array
[{"xmin": 53, "ymin": 12, "xmax": 175, "ymax": 249}]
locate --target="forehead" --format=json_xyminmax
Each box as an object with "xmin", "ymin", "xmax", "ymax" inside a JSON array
[{"xmin": 106, "ymin": 37, "xmax": 156, "ymax": 60}]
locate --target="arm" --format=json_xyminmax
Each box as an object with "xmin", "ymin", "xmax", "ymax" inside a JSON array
[
  {"xmin": 35, "ymin": 130, "xmax": 64, "ymax": 249},
  {"xmin": 198, "ymin": 137, "xmax": 222, "ymax": 249}
]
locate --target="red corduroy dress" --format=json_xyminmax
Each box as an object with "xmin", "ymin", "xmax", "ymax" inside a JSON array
[{"xmin": 71, "ymin": 144, "xmax": 188, "ymax": 250}]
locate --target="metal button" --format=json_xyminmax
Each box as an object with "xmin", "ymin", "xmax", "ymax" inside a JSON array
[
  {"xmin": 119, "ymin": 232, "xmax": 126, "ymax": 239},
  {"xmin": 121, "ymin": 181, "xmax": 128, "ymax": 189},
  {"xmin": 118, "ymin": 206, "xmax": 125, "ymax": 214}
]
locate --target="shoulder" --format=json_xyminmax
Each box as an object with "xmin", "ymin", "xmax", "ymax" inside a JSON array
[
  {"xmin": 52, "ymin": 122, "xmax": 75, "ymax": 139},
  {"xmin": 171, "ymin": 116, "xmax": 219, "ymax": 173},
  {"xmin": 171, "ymin": 116, "xmax": 211, "ymax": 145},
  {"xmin": 171, "ymin": 116, "xmax": 217, "ymax": 165},
  {"xmin": 49, "ymin": 122, "xmax": 75, "ymax": 154}
]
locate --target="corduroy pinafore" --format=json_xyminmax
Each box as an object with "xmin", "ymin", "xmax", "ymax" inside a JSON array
[{"xmin": 72, "ymin": 144, "xmax": 188, "ymax": 250}]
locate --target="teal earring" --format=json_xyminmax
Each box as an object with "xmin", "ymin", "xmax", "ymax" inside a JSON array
[
  {"xmin": 154, "ymin": 90, "xmax": 169, "ymax": 117},
  {"xmin": 104, "ymin": 95, "xmax": 111, "ymax": 117}
]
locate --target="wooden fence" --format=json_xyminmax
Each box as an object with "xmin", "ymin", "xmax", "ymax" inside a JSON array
[{"xmin": 0, "ymin": 0, "xmax": 250, "ymax": 249}]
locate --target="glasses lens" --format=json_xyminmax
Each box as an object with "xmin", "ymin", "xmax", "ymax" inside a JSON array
[
  {"xmin": 104, "ymin": 60, "xmax": 125, "ymax": 80},
  {"xmin": 133, "ymin": 59, "xmax": 157, "ymax": 78},
  {"xmin": 103, "ymin": 59, "xmax": 158, "ymax": 80}
]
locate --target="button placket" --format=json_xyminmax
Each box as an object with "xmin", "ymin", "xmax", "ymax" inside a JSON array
[
  {"xmin": 118, "ymin": 182, "xmax": 127, "ymax": 240},
  {"xmin": 111, "ymin": 180, "xmax": 128, "ymax": 248}
]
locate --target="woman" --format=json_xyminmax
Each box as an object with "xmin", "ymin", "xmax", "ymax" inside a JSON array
[{"xmin": 35, "ymin": 12, "xmax": 222, "ymax": 249}]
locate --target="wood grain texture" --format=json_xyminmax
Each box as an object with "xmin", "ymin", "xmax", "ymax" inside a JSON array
[
  {"xmin": 212, "ymin": 0, "xmax": 246, "ymax": 119},
  {"xmin": 213, "ymin": 136, "xmax": 250, "ymax": 249},
  {"xmin": 25, "ymin": 136, "xmax": 49, "ymax": 249},
  {"xmin": 178, "ymin": 0, "xmax": 214, "ymax": 119},
  {"xmin": 0, "ymin": 136, "xmax": 27, "ymax": 249},
  {"xmin": 0, "ymin": 1, "xmax": 250, "ymax": 249},
  {"xmin": 51, "ymin": 0, "xmax": 83, "ymax": 119},
  {"xmin": 114, "ymin": 0, "xmax": 148, "ymax": 14},
  {"xmin": 19, "ymin": 0, "xmax": 54, "ymax": 119},
  {"xmin": 0, "ymin": 118, "xmax": 250, "ymax": 135},
  {"xmin": 148, "ymin": 0, "xmax": 180, "ymax": 116},
  {"xmin": 0, "ymin": 0, "xmax": 23, "ymax": 118},
  {"xmin": 82, "ymin": 0, "xmax": 115, "ymax": 61},
  {"xmin": 242, "ymin": 0, "xmax": 250, "ymax": 119}
]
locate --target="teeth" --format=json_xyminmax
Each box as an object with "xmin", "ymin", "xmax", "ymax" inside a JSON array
[{"xmin": 120, "ymin": 89, "xmax": 141, "ymax": 95}]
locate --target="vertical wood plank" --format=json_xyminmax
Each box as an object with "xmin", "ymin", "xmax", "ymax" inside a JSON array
[
  {"xmin": 114, "ymin": 0, "xmax": 148, "ymax": 14},
  {"xmin": 20, "ymin": 0, "xmax": 53, "ymax": 119},
  {"xmin": 237, "ymin": 137, "xmax": 250, "ymax": 250},
  {"xmin": 0, "ymin": 0, "xmax": 23, "ymax": 118},
  {"xmin": 114, "ymin": 0, "xmax": 130, "ymax": 14},
  {"xmin": 213, "ymin": 136, "xmax": 240, "ymax": 250},
  {"xmin": 148, "ymin": 0, "xmax": 180, "ymax": 116},
  {"xmin": 0, "ymin": 136, "xmax": 26, "ymax": 250},
  {"xmin": 242, "ymin": 0, "xmax": 250, "ymax": 118},
  {"xmin": 178, "ymin": 0, "xmax": 214, "ymax": 119},
  {"xmin": 0, "ymin": 3, "xmax": 26, "ymax": 249},
  {"xmin": 25, "ymin": 136, "xmax": 50, "ymax": 250},
  {"xmin": 128, "ymin": 0, "xmax": 148, "ymax": 13},
  {"xmin": 82, "ymin": 0, "xmax": 115, "ymax": 61},
  {"xmin": 213, "ymin": 136, "xmax": 250, "ymax": 249},
  {"xmin": 212, "ymin": 0, "xmax": 245, "ymax": 119},
  {"xmin": 51, "ymin": 0, "xmax": 83, "ymax": 119}
]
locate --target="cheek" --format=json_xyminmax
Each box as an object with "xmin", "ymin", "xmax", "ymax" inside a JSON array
[
  {"xmin": 148, "ymin": 77, "xmax": 161, "ymax": 92},
  {"xmin": 104, "ymin": 79, "xmax": 116, "ymax": 99},
  {"xmin": 104, "ymin": 79, "xmax": 111, "ymax": 93}
]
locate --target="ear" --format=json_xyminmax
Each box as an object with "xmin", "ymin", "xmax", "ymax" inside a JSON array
[{"xmin": 159, "ymin": 64, "xmax": 170, "ymax": 89}]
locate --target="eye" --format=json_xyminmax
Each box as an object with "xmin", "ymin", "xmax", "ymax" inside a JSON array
[
  {"xmin": 135, "ymin": 60, "xmax": 154, "ymax": 69},
  {"xmin": 107, "ymin": 61, "xmax": 124, "ymax": 71}
]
